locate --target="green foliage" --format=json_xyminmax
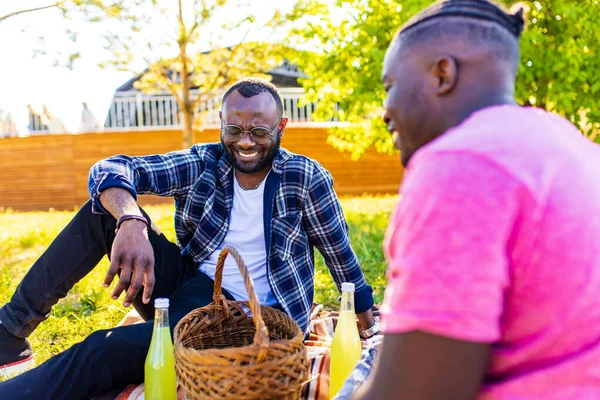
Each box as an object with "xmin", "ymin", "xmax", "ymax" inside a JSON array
[
  {"xmin": 0, "ymin": 196, "xmax": 393, "ymax": 368},
  {"xmin": 287, "ymin": 0, "xmax": 600, "ymax": 156},
  {"xmin": 134, "ymin": 41, "xmax": 282, "ymax": 108},
  {"xmin": 285, "ymin": 0, "xmax": 423, "ymax": 159},
  {"xmin": 101, "ymin": 0, "xmax": 285, "ymax": 147},
  {"xmin": 511, "ymin": 1, "xmax": 600, "ymax": 142},
  {"xmin": 0, "ymin": 209, "xmax": 128, "ymax": 368},
  {"xmin": 314, "ymin": 196, "xmax": 396, "ymax": 309}
]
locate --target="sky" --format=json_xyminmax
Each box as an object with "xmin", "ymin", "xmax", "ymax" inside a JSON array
[{"xmin": 0, "ymin": 0, "xmax": 295, "ymax": 134}]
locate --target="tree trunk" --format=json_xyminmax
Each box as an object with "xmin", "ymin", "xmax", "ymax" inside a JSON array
[
  {"xmin": 178, "ymin": 0, "xmax": 194, "ymax": 149},
  {"xmin": 179, "ymin": 40, "xmax": 194, "ymax": 148},
  {"xmin": 182, "ymin": 105, "xmax": 193, "ymax": 149}
]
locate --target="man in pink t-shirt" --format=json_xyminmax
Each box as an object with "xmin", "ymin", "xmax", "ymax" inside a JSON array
[{"xmin": 355, "ymin": 1, "xmax": 600, "ymax": 399}]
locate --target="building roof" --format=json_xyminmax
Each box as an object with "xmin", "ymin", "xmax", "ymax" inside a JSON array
[{"xmin": 115, "ymin": 59, "xmax": 305, "ymax": 93}]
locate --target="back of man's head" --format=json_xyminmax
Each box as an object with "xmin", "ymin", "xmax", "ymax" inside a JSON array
[
  {"xmin": 402, "ymin": 0, "xmax": 525, "ymax": 38},
  {"xmin": 395, "ymin": 0, "xmax": 525, "ymax": 71},
  {"xmin": 382, "ymin": 0, "xmax": 525, "ymax": 166}
]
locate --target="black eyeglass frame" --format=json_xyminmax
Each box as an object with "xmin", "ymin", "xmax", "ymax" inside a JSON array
[{"xmin": 220, "ymin": 118, "xmax": 284, "ymax": 143}]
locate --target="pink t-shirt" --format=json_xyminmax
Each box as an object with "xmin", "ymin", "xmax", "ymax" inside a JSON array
[{"xmin": 382, "ymin": 105, "xmax": 600, "ymax": 399}]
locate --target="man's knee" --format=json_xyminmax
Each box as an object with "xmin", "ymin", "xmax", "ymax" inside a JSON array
[
  {"xmin": 72, "ymin": 200, "xmax": 98, "ymax": 221},
  {"xmin": 83, "ymin": 325, "xmax": 152, "ymax": 364},
  {"xmin": 71, "ymin": 200, "xmax": 106, "ymax": 225},
  {"xmin": 80, "ymin": 199, "xmax": 94, "ymax": 212}
]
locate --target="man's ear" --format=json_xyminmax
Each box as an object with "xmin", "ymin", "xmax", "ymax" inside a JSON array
[
  {"xmin": 432, "ymin": 55, "xmax": 458, "ymax": 96},
  {"xmin": 219, "ymin": 110, "xmax": 223, "ymax": 121},
  {"xmin": 279, "ymin": 117, "xmax": 289, "ymax": 138}
]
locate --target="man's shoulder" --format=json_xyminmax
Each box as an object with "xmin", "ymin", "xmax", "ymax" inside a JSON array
[
  {"xmin": 415, "ymin": 106, "xmax": 587, "ymax": 196},
  {"xmin": 189, "ymin": 142, "xmax": 224, "ymax": 165},
  {"xmin": 423, "ymin": 105, "xmax": 578, "ymax": 159}
]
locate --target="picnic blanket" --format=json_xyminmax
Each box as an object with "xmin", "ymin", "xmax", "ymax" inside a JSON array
[{"xmin": 115, "ymin": 305, "xmax": 382, "ymax": 400}]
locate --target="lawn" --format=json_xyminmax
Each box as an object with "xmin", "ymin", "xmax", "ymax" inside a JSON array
[{"xmin": 0, "ymin": 195, "xmax": 396, "ymax": 367}]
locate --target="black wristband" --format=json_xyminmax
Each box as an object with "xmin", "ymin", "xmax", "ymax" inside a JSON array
[{"xmin": 115, "ymin": 214, "xmax": 149, "ymax": 234}]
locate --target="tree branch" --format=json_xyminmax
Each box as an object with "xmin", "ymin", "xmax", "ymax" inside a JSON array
[
  {"xmin": 0, "ymin": 3, "xmax": 59, "ymax": 23},
  {"xmin": 190, "ymin": 45, "xmax": 245, "ymax": 112},
  {"xmin": 189, "ymin": 11, "xmax": 276, "ymax": 113},
  {"xmin": 190, "ymin": 90, "xmax": 207, "ymax": 111},
  {"xmin": 157, "ymin": 62, "xmax": 183, "ymax": 107},
  {"xmin": 177, "ymin": 0, "xmax": 186, "ymax": 43},
  {"xmin": 188, "ymin": 20, "xmax": 200, "ymax": 38}
]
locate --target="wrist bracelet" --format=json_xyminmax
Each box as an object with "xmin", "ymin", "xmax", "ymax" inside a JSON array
[
  {"xmin": 115, "ymin": 214, "xmax": 149, "ymax": 234},
  {"xmin": 362, "ymin": 319, "xmax": 381, "ymax": 338}
]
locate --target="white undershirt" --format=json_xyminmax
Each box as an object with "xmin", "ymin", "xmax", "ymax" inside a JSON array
[{"xmin": 198, "ymin": 171, "xmax": 277, "ymax": 306}]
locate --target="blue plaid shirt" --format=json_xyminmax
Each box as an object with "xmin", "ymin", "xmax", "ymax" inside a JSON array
[{"xmin": 88, "ymin": 143, "xmax": 373, "ymax": 332}]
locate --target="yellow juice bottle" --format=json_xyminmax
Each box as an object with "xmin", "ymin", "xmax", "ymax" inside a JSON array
[
  {"xmin": 144, "ymin": 298, "xmax": 177, "ymax": 400},
  {"xmin": 329, "ymin": 282, "xmax": 362, "ymax": 399}
]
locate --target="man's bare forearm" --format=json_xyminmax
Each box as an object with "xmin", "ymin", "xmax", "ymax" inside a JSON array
[
  {"xmin": 99, "ymin": 187, "xmax": 155, "ymax": 307},
  {"xmin": 99, "ymin": 187, "xmax": 142, "ymax": 220}
]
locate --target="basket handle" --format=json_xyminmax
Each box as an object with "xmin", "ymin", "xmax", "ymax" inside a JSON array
[{"xmin": 213, "ymin": 246, "xmax": 270, "ymax": 361}]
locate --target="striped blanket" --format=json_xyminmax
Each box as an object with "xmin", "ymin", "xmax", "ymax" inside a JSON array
[{"xmin": 115, "ymin": 305, "xmax": 381, "ymax": 400}]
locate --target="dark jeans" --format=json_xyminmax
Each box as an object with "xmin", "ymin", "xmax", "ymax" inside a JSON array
[{"xmin": 0, "ymin": 201, "xmax": 233, "ymax": 399}]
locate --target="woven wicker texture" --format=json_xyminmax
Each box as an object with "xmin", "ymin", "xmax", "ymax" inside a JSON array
[{"xmin": 174, "ymin": 247, "xmax": 310, "ymax": 399}]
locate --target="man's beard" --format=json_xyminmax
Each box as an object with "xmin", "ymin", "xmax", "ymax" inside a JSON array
[{"xmin": 222, "ymin": 134, "xmax": 281, "ymax": 174}]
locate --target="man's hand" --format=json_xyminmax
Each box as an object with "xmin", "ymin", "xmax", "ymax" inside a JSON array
[
  {"xmin": 357, "ymin": 309, "xmax": 378, "ymax": 337},
  {"xmin": 99, "ymin": 187, "xmax": 156, "ymax": 308},
  {"xmin": 104, "ymin": 219, "xmax": 155, "ymax": 307}
]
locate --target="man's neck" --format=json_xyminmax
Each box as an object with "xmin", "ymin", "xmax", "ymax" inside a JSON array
[
  {"xmin": 235, "ymin": 166, "xmax": 271, "ymax": 190},
  {"xmin": 444, "ymin": 92, "xmax": 517, "ymax": 134}
]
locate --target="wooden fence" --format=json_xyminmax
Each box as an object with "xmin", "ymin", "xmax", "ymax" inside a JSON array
[{"xmin": 0, "ymin": 126, "xmax": 402, "ymax": 211}]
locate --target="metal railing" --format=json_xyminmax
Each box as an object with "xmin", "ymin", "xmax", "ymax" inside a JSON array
[
  {"xmin": 104, "ymin": 88, "xmax": 338, "ymax": 130},
  {"xmin": 28, "ymin": 113, "xmax": 49, "ymax": 134}
]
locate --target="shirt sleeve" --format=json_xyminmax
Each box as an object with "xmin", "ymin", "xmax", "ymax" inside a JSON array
[
  {"xmin": 302, "ymin": 161, "xmax": 374, "ymax": 313},
  {"xmin": 88, "ymin": 146, "xmax": 205, "ymax": 214},
  {"xmin": 381, "ymin": 151, "xmax": 522, "ymax": 342}
]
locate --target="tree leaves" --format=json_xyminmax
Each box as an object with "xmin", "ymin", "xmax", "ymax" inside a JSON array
[
  {"xmin": 96, "ymin": 0, "xmax": 285, "ymax": 148},
  {"xmin": 288, "ymin": 0, "xmax": 600, "ymax": 157},
  {"xmin": 285, "ymin": 0, "xmax": 427, "ymax": 157}
]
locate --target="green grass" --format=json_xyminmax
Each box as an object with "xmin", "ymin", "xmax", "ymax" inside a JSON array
[{"xmin": 0, "ymin": 195, "xmax": 396, "ymax": 368}]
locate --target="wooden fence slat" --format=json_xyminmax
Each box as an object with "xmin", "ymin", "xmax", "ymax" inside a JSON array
[{"xmin": 0, "ymin": 127, "xmax": 402, "ymax": 211}]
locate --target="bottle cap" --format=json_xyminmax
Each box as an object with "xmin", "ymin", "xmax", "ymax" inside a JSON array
[
  {"xmin": 341, "ymin": 282, "xmax": 355, "ymax": 292},
  {"xmin": 154, "ymin": 298, "xmax": 169, "ymax": 308}
]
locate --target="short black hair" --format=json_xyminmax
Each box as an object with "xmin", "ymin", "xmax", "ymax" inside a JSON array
[
  {"xmin": 401, "ymin": 0, "xmax": 525, "ymax": 38},
  {"xmin": 394, "ymin": 0, "xmax": 524, "ymax": 64},
  {"xmin": 221, "ymin": 77, "xmax": 284, "ymax": 117}
]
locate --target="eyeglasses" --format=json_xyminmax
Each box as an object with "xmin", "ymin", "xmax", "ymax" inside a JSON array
[{"xmin": 221, "ymin": 119, "xmax": 282, "ymax": 144}]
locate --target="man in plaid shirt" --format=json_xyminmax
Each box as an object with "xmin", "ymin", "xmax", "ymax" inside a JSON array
[{"xmin": 0, "ymin": 78, "xmax": 377, "ymax": 399}]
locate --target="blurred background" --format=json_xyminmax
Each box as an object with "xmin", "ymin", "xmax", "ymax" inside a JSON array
[{"xmin": 0, "ymin": 0, "xmax": 598, "ymax": 211}]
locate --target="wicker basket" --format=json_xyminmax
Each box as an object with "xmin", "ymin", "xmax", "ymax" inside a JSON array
[{"xmin": 174, "ymin": 246, "xmax": 310, "ymax": 400}]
